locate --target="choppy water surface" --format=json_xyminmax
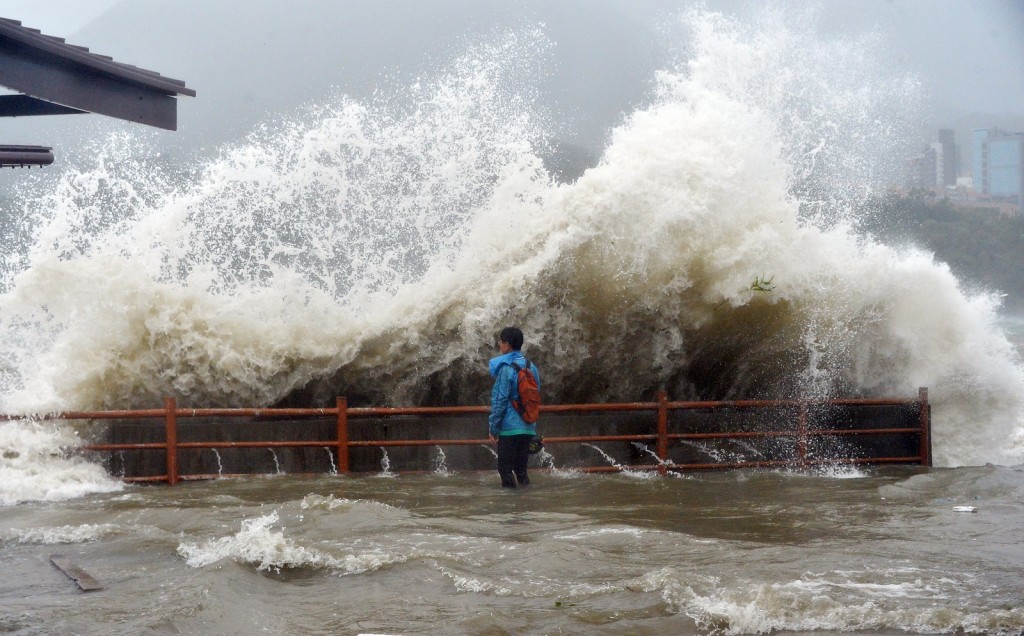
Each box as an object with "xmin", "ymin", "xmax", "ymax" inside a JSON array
[
  {"xmin": 2, "ymin": 467, "xmax": 1022, "ymax": 635},
  {"xmin": 1, "ymin": 5, "xmax": 1023, "ymax": 634}
]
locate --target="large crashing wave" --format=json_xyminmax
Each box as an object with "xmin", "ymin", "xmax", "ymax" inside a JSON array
[{"xmin": 0, "ymin": 8, "xmax": 1021, "ymax": 473}]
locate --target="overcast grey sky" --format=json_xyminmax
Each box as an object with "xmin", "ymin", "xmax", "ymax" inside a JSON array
[
  {"xmin": 2, "ymin": 0, "xmax": 1022, "ymax": 149},
  {"xmin": 3, "ymin": 0, "xmax": 119, "ymax": 38},
  {"xmin": 4, "ymin": 0, "xmax": 1023, "ymax": 117},
  {"xmin": 4, "ymin": 0, "xmax": 1023, "ymax": 119}
]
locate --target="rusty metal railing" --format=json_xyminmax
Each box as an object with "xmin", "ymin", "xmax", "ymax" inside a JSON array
[{"xmin": 0, "ymin": 389, "xmax": 931, "ymax": 484}]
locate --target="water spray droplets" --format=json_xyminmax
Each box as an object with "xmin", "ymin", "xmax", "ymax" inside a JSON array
[
  {"xmin": 211, "ymin": 449, "xmax": 224, "ymax": 477},
  {"xmin": 377, "ymin": 449, "xmax": 395, "ymax": 478},
  {"xmin": 325, "ymin": 447, "xmax": 338, "ymax": 476},
  {"xmin": 432, "ymin": 446, "xmax": 451, "ymax": 476}
]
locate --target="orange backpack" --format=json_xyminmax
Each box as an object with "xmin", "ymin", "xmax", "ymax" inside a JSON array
[{"xmin": 507, "ymin": 360, "xmax": 541, "ymax": 423}]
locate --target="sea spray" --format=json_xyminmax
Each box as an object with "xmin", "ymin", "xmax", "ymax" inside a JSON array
[
  {"xmin": 0, "ymin": 419, "xmax": 121, "ymax": 505},
  {"xmin": 582, "ymin": 443, "xmax": 655, "ymax": 479},
  {"xmin": 631, "ymin": 442, "xmax": 686, "ymax": 478},
  {"xmin": 536, "ymin": 448, "xmax": 581, "ymax": 478},
  {"xmin": 433, "ymin": 446, "xmax": 451, "ymax": 476},
  {"xmin": 377, "ymin": 449, "xmax": 395, "ymax": 478},
  {"xmin": 325, "ymin": 447, "xmax": 338, "ymax": 475},
  {"xmin": 176, "ymin": 510, "xmax": 414, "ymax": 574},
  {"xmin": 0, "ymin": 30, "xmax": 553, "ymax": 413},
  {"xmin": 0, "ymin": 6, "xmax": 1019, "ymax": 510}
]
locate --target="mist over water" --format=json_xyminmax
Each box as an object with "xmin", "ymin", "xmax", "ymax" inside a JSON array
[{"xmin": 1, "ymin": 7, "xmax": 1023, "ymax": 503}]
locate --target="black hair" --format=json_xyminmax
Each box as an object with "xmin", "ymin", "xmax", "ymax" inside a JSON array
[{"xmin": 499, "ymin": 326, "xmax": 524, "ymax": 350}]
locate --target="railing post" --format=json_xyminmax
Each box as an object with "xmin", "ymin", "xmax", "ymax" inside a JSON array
[
  {"xmin": 656, "ymin": 390, "xmax": 669, "ymax": 476},
  {"xmin": 336, "ymin": 396, "xmax": 349, "ymax": 473},
  {"xmin": 797, "ymin": 401, "xmax": 808, "ymax": 467},
  {"xmin": 164, "ymin": 396, "xmax": 178, "ymax": 485},
  {"xmin": 918, "ymin": 387, "xmax": 931, "ymax": 466}
]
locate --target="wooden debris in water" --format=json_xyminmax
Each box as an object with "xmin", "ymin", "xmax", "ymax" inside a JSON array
[{"xmin": 49, "ymin": 555, "xmax": 103, "ymax": 591}]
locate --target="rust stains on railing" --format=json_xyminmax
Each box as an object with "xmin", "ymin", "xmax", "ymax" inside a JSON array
[
  {"xmin": 0, "ymin": 390, "xmax": 932, "ymax": 484},
  {"xmin": 336, "ymin": 396, "xmax": 349, "ymax": 475},
  {"xmin": 918, "ymin": 387, "xmax": 931, "ymax": 464},
  {"xmin": 164, "ymin": 396, "xmax": 178, "ymax": 486}
]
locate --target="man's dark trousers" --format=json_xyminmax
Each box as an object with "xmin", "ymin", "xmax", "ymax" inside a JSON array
[{"xmin": 497, "ymin": 434, "xmax": 533, "ymax": 488}]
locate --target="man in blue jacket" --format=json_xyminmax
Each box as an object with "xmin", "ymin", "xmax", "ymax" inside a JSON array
[{"xmin": 488, "ymin": 326, "xmax": 540, "ymax": 488}]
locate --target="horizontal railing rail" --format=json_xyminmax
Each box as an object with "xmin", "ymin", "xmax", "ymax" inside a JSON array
[{"xmin": 0, "ymin": 389, "xmax": 931, "ymax": 484}]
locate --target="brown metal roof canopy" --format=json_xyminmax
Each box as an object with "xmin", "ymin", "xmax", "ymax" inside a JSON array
[{"xmin": 0, "ymin": 17, "xmax": 195, "ymax": 167}]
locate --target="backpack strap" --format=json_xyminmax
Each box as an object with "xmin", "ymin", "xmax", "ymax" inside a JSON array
[
  {"xmin": 505, "ymin": 360, "xmax": 533, "ymax": 381},
  {"xmin": 508, "ymin": 359, "xmax": 531, "ymax": 372},
  {"xmin": 504, "ymin": 360, "xmax": 528, "ymax": 417}
]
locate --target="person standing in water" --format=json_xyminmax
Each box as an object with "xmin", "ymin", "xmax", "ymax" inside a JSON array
[{"xmin": 488, "ymin": 327, "xmax": 540, "ymax": 488}]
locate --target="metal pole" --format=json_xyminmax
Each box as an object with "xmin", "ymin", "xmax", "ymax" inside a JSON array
[
  {"xmin": 797, "ymin": 401, "xmax": 808, "ymax": 466},
  {"xmin": 164, "ymin": 396, "xmax": 178, "ymax": 485},
  {"xmin": 656, "ymin": 390, "xmax": 668, "ymax": 476},
  {"xmin": 918, "ymin": 387, "xmax": 931, "ymax": 466},
  {"xmin": 337, "ymin": 396, "xmax": 349, "ymax": 473}
]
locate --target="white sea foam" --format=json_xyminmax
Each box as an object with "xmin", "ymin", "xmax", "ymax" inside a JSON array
[
  {"xmin": 632, "ymin": 566, "xmax": 1024, "ymax": 635},
  {"xmin": 0, "ymin": 5, "xmax": 1021, "ymax": 510},
  {"xmin": 5, "ymin": 523, "xmax": 120, "ymax": 544},
  {"xmin": 438, "ymin": 565, "xmax": 621, "ymax": 599},
  {"xmin": 177, "ymin": 510, "xmax": 416, "ymax": 574},
  {"xmin": 786, "ymin": 464, "xmax": 870, "ymax": 480},
  {"xmin": 299, "ymin": 494, "xmax": 356, "ymax": 511},
  {"xmin": 439, "ymin": 567, "xmax": 512, "ymax": 596},
  {"xmin": 813, "ymin": 465, "xmax": 869, "ymax": 479},
  {"xmin": 178, "ymin": 508, "xmax": 469, "ymax": 576},
  {"xmin": 299, "ymin": 493, "xmax": 399, "ymax": 513},
  {"xmin": 552, "ymin": 527, "xmax": 646, "ymax": 541},
  {"xmin": 0, "ymin": 420, "xmax": 122, "ymax": 505}
]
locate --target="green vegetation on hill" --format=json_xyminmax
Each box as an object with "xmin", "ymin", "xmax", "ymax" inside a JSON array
[{"xmin": 858, "ymin": 191, "xmax": 1024, "ymax": 309}]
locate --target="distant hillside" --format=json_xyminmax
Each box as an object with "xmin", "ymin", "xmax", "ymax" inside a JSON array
[{"xmin": 859, "ymin": 191, "xmax": 1024, "ymax": 309}]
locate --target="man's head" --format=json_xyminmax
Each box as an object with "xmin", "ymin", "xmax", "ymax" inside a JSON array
[{"xmin": 499, "ymin": 326, "xmax": 524, "ymax": 351}]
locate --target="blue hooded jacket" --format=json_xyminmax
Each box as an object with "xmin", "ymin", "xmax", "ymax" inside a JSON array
[{"xmin": 488, "ymin": 350, "xmax": 540, "ymax": 437}]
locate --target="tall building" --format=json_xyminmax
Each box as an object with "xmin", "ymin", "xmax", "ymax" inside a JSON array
[
  {"xmin": 905, "ymin": 129, "xmax": 959, "ymax": 191},
  {"xmin": 937, "ymin": 128, "xmax": 957, "ymax": 186},
  {"xmin": 973, "ymin": 128, "xmax": 1024, "ymax": 199},
  {"xmin": 905, "ymin": 148, "xmax": 937, "ymax": 190},
  {"xmin": 930, "ymin": 142, "xmax": 946, "ymax": 188}
]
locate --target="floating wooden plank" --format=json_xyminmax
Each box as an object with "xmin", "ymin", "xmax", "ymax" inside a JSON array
[{"xmin": 50, "ymin": 555, "xmax": 103, "ymax": 591}]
